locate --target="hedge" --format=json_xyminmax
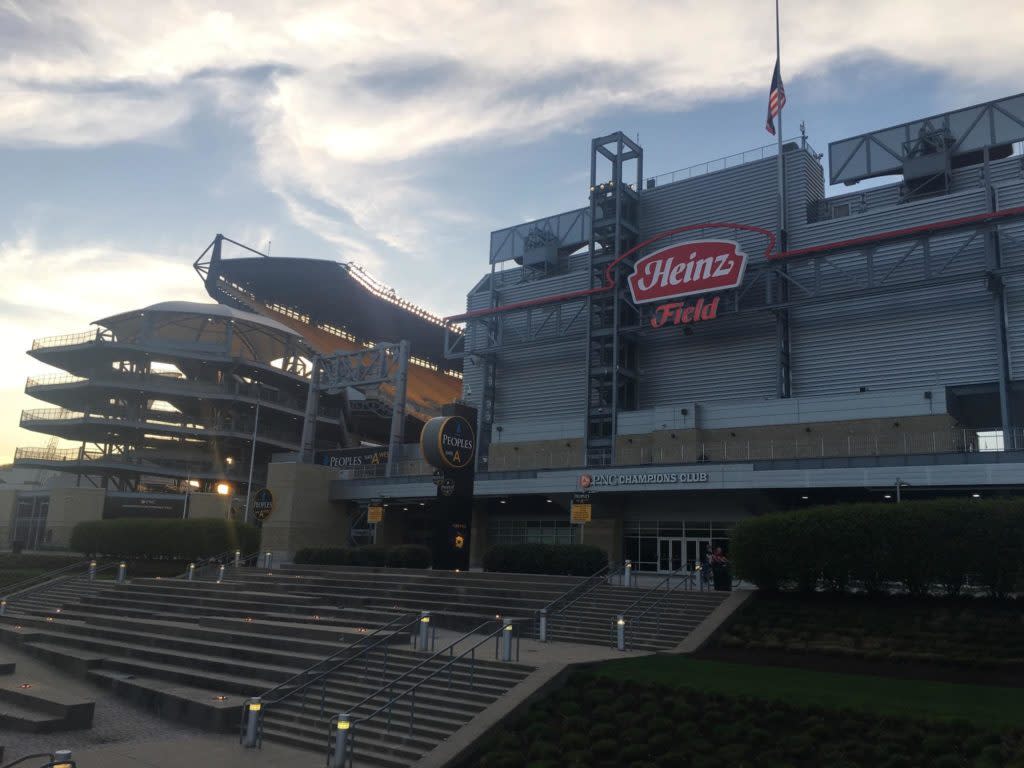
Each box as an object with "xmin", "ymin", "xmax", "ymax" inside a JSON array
[
  {"xmin": 482, "ymin": 544, "xmax": 608, "ymax": 576},
  {"xmin": 70, "ymin": 519, "xmax": 259, "ymax": 560},
  {"xmin": 730, "ymin": 498, "xmax": 1024, "ymax": 597},
  {"xmin": 294, "ymin": 545, "xmax": 431, "ymax": 569}
]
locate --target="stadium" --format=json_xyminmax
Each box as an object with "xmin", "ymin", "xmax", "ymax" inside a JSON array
[{"xmin": 6, "ymin": 91, "xmax": 1024, "ymax": 573}]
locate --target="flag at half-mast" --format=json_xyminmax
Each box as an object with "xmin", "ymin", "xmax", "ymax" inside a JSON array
[{"xmin": 765, "ymin": 57, "xmax": 786, "ymax": 135}]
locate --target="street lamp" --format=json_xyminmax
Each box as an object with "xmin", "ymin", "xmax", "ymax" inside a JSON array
[{"xmin": 233, "ymin": 375, "xmax": 278, "ymax": 524}]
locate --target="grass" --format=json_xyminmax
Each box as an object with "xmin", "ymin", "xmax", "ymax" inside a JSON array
[{"xmin": 596, "ymin": 655, "xmax": 1024, "ymax": 729}]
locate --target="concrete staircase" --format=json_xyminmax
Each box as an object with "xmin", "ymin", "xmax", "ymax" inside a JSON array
[
  {"xmin": 0, "ymin": 577, "xmax": 534, "ymax": 765},
  {"xmin": 0, "ymin": 660, "xmax": 95, "ymax": 734},
  {"xmin": 545, "ymin": 583, "xmax": 729, "ymax": 651}
]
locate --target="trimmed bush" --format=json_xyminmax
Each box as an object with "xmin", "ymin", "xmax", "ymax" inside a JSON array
[
  {"xmin": 293, "ymin": 544, "xmax": 432, "ymax": 568},
  {"xmin": 387, "ymin": 544, "xmax": 432, "ymax": 569},
  {"xmin": 482, "ymin": 544, "xmax": 607, "ymax": 576},
  {"xmin": 731, "ymin": 498, "xmax": 1024, "ymax": 597},
  {"xmin": 70, "ymin": 518, "xmax": 259, "ymax": 560}
]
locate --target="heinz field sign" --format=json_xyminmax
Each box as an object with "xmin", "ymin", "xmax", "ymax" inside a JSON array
[{"xmin": 627, "ymin": 239, "xmax": 748, "ymax": 329}]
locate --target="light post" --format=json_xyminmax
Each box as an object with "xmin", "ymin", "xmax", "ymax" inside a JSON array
[{"xmin": 235, "ymin": 377, "xmax": 277, "ymax": 525}]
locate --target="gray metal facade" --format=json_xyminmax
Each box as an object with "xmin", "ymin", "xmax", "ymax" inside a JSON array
[{"xmin": 460, "ymin": 104, "xmax": 1024, "ymax": 456}]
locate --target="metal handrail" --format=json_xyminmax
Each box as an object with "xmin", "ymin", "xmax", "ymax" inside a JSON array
[
  {"xmin": 629, "ymin": 572, "xmax": 695, "ymax": 626},
  {"xmin": 178, "ymin": 550, "xmax": 258, "ymax": 579},
  {"xmin": 1, "ymin": 560, "xmax": 89, "ymax": 597},
  {"xmin": 327, "ymin": 621, "xmax": 517, "ymax": 766},
  {"xmin": 534, "ymin": 563, "xmax": 625, "ymax": 641},
  {"xmin": 3, "ymin": 560, "xmax": 121, "ymax": 606},
  {"xmin": 619, "ymin": 567, "xmax": 689, "ymax": 617},
  {"xmin": 240, "ymin": 613, "xmax": 422, "ymax": 748}
]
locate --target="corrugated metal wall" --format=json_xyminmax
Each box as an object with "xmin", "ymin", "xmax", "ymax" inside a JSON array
[
  {"xmin": 997, "ymin": 180, "xmax": 1024, "ymax": 379},
  {"xmin": 463, "ymin": 140, "xmax": 1024, "ymax": 438}
]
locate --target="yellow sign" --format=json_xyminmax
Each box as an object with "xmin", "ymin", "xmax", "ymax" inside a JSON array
[
  {"xmin": 367, "ymin": 505, "xmax": 384, "ymax": 523},
  {"xmin": 571, "ymin": 503, "xmax": 592, "ymax": 523}
]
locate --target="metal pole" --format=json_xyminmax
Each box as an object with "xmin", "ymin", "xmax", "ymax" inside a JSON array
[
  {"xmin": 299, "ymin": 355, "xmax": 321, "ymax": 464},
  {"xmin": 187, "ymin": 563, "xmax": 195, "ymax": 581},
  {"xmin": 234, "ymin": 550, "xmax": 241, "ymax": 568},
  {"xmin": 896, "ymin": 479, "xmax": 901, "ymax": 504},
  {"xmin": 623, "ymin": 559, "xmax": 633, "ymax": 587},
  {"xmin": 386, "ymin": 341, "xmax": 411, "ymax": 478},
  {"xmin": 116, "ymin": 562, "xmax": 126, "ymax": 584},
  {"xmin": 88, "ymin": 560, "xmax": 97, "ymax": 581},
  {"xmin": 616, "ymin": 615, "xmax": 626, "ymax": 651},
  {"xmin": 244, "ymin": 396, "xmax": 260, "ymax": 525},
  {"xmin": 0, "ymin": 600, "xmax": 6, "ymax": 616},
  {"xmin": 217, "ymin": 564, "xmax": 225, "ymax": 583},
  {"xmin": 539, "ymin": 608, "xmax": 547, "ymax": 642}
]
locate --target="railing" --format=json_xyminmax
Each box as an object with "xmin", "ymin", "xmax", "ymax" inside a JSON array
[
  {"xmin": 2, "ymin": 559, "xmax": 122, "ymax": 609},
  {"xmin": 20, "ymin": 408, "xmax": 85, "ymax": 423},
  {"xmin": 342, "ymin": 458, "xmax": 433, "ymax": 480},
  {"xmin": 647, "ymin": 137, "xmax": 815, "ymax": 188},
  {"xmin": 13, "ymin": 446, "xmax": 85, "ymax": 463},
  {"xmin": 179, "ymin": 550, "xmax": 260, "ymax": 579},
  {"xmin": 614, "ymin": 568, "xmax": 697, "ymax": 650},
  {"xmin": 240, "ymin": 613, "xmax": 423, "ymax": 749},
  {"xmin": 30, "ymin": 329, "xmax": 108, "ymax": 350},
  {"xmin": 536, "ymin": 563, "xmax": 624, "ymax": 641},
  {"xmin": 325, "ymin": 621, "xmax": 519, "ymax": 767},
  {"xmin": 483, "ymin": 427, "xmax": 1021, "ymax": 474},
  {"xmin": 24, "ymin": 373, "xmax": 87, "ymax": 388}
]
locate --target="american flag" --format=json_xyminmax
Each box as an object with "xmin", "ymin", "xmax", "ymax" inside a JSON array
[{"xmin": 765, "ymin": 57, "xmax": 786, "ymax": 135}]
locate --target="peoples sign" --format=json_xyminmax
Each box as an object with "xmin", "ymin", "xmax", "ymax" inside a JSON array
[{"xmin": 627, "ymin": 240, "xmax": 747, "ymax": 305}]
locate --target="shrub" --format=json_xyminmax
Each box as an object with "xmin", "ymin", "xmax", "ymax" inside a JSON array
[
  {"xmin": 482, "ymin": 544, "xmax": 607, "ymax": 576},
  {"xmin": 387, "ymin": 544, "xmax": 432, "ymax": 569},
  {"xmin": 294, "ymin": 545, "xmax": 431, "ymax": 568},
  {"xmin": 730, "ymin": 498, "xmax": 1024, "ymax": 597},
  {"xmin": 70, "ymin": 518, "xmax": 258, "ymax": 560}
]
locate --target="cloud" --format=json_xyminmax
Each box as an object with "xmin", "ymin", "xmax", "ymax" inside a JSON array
[
  {"xmin": 0, "ymin": 234, "xmax": 211, "ymax": 459},
  {"xmin": 1, "ymin": 1, "xmax": 1022, "ymax": 297}
]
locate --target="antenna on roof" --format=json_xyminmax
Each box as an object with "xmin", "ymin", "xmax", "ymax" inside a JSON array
[{"xmin": 266, "ymin": 240, "xmax": 272, "ymax": 257}]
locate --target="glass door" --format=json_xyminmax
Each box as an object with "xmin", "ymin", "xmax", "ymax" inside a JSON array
[
  {"xmin": 657, "ymin": 537, "xmax": 684, "ymax": 572},
  {"xmin": 686, "ymin": 538, "xmax": 712, "ymax": 572}
]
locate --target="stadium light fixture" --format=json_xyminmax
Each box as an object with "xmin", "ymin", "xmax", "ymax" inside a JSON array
[{"xmin": 216, "ymin": 483, "xmax": 231, "ymax": 495}]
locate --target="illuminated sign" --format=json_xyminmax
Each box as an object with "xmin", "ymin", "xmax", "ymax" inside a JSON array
[
  {"xmin": 626, "ymin": 239, "xmax": 747, "ymax": 330},
  {"xmin": 253, "ymin": 488, "xmax": 274, "ymax": 520},
  {"xmin": 421, "ymin": 416, "xmax": 476, "ymax": 471},
  {"xmin": 316, "ymin": 446, "xmax": 388, "ymax": 468}
]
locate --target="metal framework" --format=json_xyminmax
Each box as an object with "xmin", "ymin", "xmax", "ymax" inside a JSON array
[
  {"xmin": 584, "ymin": 133, "xmax": 643, "ymax": 466},
  {"xmin": 300, "ymin": 342, "xmax": 411, "ymax": 477}
]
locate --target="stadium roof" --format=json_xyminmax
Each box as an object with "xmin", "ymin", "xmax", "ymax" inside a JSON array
[{"xmin": 195, "ymin": 235, "xmax": 458, "ymax": 366}]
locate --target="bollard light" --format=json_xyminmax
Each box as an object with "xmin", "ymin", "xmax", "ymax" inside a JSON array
[
  {"xmin": 623, "ymin": 559, "xmax": 633, "ymax": 587},
  {"xmin": 417, "ymin": 611, "xmax": 431, "ymax": 651},
  {"xmin": 616, "ymin": 615, "xmax": 626, "ymax": 651},
  {"xmin": 500, "ymin": 623, "xmax": 514, "ymax": 661},
  {"xmin": 234, "ymin": 550, "xmax": 241, "ymax": 567},
  {"xmin": 264, "ymin": 551, "xmax": 273, "ymax": 570},
  {"xmin": 242, "ymin": 698, "xmax": 262, "ymax": 748},
  {"xmin": 187, "ymin": 563, "xmax": 195, "ymax": 581},
  {"xmin": 51, "ymin": 750, "xmax": 73, "ymax": 768},
  {"xmin": 539, "ymin": 607, "xmax": 547, "ymax": 643},
  {"xmin": 116, "ymin": 562, "xmax": 127, "ymax": 584},
  {"xmin": 88, "ymin": 560, "xmax": 97, "ymax": 581},
  {"xmin": 0, "ymin": 599, "xmax": 6, "ymax": 616},
  {"xmin": 331, "ymin": 714, "xmax": 352, "ymax": 768},
  {"xmin": 217, "ymin": 564, "xmax": 225, "ymax": 583}
]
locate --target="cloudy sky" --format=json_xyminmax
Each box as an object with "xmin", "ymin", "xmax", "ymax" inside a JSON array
[{"xmin": 1, "ymin": 0, "xmax": 1022, "ymax": 461}]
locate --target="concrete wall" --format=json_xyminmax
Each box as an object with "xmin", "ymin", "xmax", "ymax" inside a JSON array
[
  {"xmin": 186, "ymin": 493, "xmax": 232, "ymax": 520},
  {"xmin": 262, "ymin": 462, "xmax": 349, "ymax": 561},
  {"xmin": 46, "ymin": 488, "xmax": 106, "ymax": 549},
  {"xmin": 0, "ymin": 490, "xmax": 16, "ymax": 548}
]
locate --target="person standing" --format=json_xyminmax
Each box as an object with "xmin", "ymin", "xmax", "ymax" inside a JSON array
[{"xmin": 711, "ymin": 547, "xmax": 731, "ymax": 591}]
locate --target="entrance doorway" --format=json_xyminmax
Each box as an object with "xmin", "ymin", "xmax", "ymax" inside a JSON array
[{"xmin": 657, "ymin": 537, "xmax": 683, "ymax": 572}]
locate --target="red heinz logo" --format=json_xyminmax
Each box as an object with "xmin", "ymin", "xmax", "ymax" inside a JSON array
[{"xmin": 627, "ymin": 239, "xmax": 748, "ymax": 304}]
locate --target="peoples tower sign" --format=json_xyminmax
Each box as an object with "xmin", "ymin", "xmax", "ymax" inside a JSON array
[{"xmin": 627, "ymin": 239, "xmax": 748, "ymax": 329}]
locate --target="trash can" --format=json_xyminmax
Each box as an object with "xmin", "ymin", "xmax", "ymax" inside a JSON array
[{"xmin": 712, "ymin": 563, "xmax": 731, "ymax": 591}]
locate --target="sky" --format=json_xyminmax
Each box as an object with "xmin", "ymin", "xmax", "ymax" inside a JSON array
[{"xmin": 1, "ymin": 0, "xmax": 1022, "ymax": 462}]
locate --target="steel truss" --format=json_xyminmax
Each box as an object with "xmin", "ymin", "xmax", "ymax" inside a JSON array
[{"xmin": 300, "ymin": 342, "xmax": 410, "ymax": 477}]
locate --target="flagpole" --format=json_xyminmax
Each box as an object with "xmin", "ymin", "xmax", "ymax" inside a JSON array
[{"xmin": 775, "ymin": 0, "xmax": 785, "ymax": 248}]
